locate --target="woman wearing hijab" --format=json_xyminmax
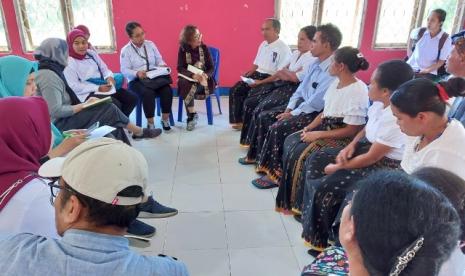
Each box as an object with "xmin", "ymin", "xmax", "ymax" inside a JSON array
[
  {"xmin": 0, "ymin": 97, "xmax": 57, "ymax": 237},
  {"xmin": 64, "ymin": 29, "xmax": 137, "ymax": 117},
  {"xmin": 0, "ymin": 55, "xmax": 87, "ymax": 159},
  {"xmin": 34, "ymin": 38, "xmax": 162, "ymax": 143}
]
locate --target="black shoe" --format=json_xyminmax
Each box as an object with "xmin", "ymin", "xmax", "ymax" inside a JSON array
[
  {"xmin": 161, "ymin": 120, "xmax": 172, "ymax": 132},
  {"xmin": 307, "ymin": 249, "xmax": 323, "ymax": 258},
  {"xmin": 127, "ymin": 219, "xmax": 156, "ymax": 238},
  {"xmin": 138, "ymin": 196, "xmax": 178, "ymax": 218},
  {"xmin": 132, "ymin": 128, "xmax": 162, "ymax": 139},
  {"xmin": 293, "ymin": 214, "xmax": 302, "ymax": 223}
]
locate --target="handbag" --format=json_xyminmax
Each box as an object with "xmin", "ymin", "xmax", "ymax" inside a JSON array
[{"xmin": 140, "ymin": 74, "xmax": 173, "ymax": 90}]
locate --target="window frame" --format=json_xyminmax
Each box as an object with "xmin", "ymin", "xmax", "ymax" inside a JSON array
[
  {"xmin": 0, "ymin": 0, "xmax": 11, "ymax": 53},
  {"xmin": 14, "ymin": 0, "xmax": 116, "ymax": 53},
  {"xmin": 275, "ymin": 0, "xmax": 367, "ymax": 48},
  {"xmin": 373, "ymin": 0, "xmax": 465, "ymax": 50}
]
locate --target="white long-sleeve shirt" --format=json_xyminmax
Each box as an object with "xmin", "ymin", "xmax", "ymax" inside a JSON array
[
  {"xmin": 120, "ymin": 40, "xmax": 167, "ymax": 82},
  {"xmin": 64, "ymin": 50, "xmax": 113, "ymax": 102}
]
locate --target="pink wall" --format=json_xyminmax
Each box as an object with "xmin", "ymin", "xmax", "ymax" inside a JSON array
[
  {"xmin": 3, "ymin": 0, "xmax": 463, "ymax": 84},
  {"xmin": 1, "ymin": 0, "xmax": 274, "ymax": 86}
]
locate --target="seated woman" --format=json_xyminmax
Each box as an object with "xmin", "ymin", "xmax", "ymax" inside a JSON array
[
  {"xmin": 74, "ymin": 24, "xmax": 97, "ymax": 51},
  {"xmin": 0, "ymin": 97, "xmax": 56, "ymax": 237},
  {"xmin": 0, "ymin": 55, "xmax": 87, "ymax": 161},
  {"xmin": 177, "ymin": 25, "xmax": 215, "ymax": 131},
  {"xmin": 252, "ymin": 47, "xmax": 370, "ymax": 189},
  {"xmin": 392, "ymin": 77, "xmax": 465, "ymax": 179},
  {"xmin": 239, "ymin": 25, "xmax": 317, "ymax": 148},
  {"xmin": 298, "ymin": 60, "xmax": 414, "ymax": 255},
  {"xmin": 35, "ymin": 38, "xmax": 161, "ymax": 143},
  {"xmin": 413, "ymin": 168, "xmax": 465, "ymax": 276},
  {"xmin": 121, "ymin": 21, "xmax": 174, "ymax": 131},
  {"xmin": 64, "ymin": 29, "xmax": 137, "ymax": 117},
  {"xmin": 301, "ymin": 170, "xmax": 461, "ymax": 275},
  {"xmin": 407, "ymin": 8, "xmax": 452, "ymax": 80}
]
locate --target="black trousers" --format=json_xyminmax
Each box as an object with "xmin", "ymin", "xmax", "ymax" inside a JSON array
[{"xmin": 129, "ymin": 80, "xmax": 173, "ymax": 118}]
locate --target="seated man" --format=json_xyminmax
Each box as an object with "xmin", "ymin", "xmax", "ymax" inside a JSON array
[
  {"xmin": 229, "ymin": 18, "xmax": 292, "ymax": 129},
  {"xmin": 0, "ymin": 138, "xmax": 189, "ymax": 276}
]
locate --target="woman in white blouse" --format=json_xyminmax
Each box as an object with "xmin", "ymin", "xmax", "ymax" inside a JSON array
[
  {"xmin": 391, "ymin": 77, "xmax": 465, "ymax": 179},
  {"xmin": 296, "ymin": 60, "xmax": 414, "ymax": 255},
  {"xmin": 64, "ymin": 29, "xmax": 137, "ymax": 117},
  {"xmin": 120, "ymin": 21, "xmax": 174, "ymax": 131}
]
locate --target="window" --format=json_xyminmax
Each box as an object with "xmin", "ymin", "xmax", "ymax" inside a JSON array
[
  {"xmin": 374, "ymin": 0, "xmax": 465, "ymax": 49},
  {"xmin": 0, "ymin": 1, "xmax": 10, "ymax": 52},
  {"xmin": 276, "ymin": 0, "xmax": 316, "ymax": 46},
  {"xmin": 15, "ymin": 0, "xmax": 115, "ymax": 52},
  {"xmin": 420, "ymin": 0, "xmax": 460, "ymax": 35},
  {"xmin": 318, "ymin": 0, "xmax": 365, "ymax": 47},
  {"xmin": 69, "ymin": 0, "xmax": 115, "ymax": 51},
  {"xmin": 374, "ymin": 0, "xmax": 418, "ymax": 48},
  {"xmin": 276, "ymin": 0, "xmax": 366, "ymax": 47}
]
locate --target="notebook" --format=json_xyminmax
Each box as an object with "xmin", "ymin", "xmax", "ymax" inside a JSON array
[
  {"xmin": 82, "ymin": 96, "xmax": 112, "ymax": 109},
  {"xmin": 147, "ymin": 67, "xmax": 171, "ymax": 79}
]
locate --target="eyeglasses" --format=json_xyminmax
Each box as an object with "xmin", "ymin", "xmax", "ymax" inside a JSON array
[{"xmin": 47, "ymin": 179, "xmax": 75, "ymax": 206}]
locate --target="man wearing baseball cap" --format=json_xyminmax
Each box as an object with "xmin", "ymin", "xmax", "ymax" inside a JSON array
[{"xmin": 0, "ymin": 138, "xmax": 189, "ymax": 275}]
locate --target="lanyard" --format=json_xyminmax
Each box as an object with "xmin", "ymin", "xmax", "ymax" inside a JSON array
[
  {"xmin": 131, "ymin": 43, "xmax": 150, "ymax": 71},
  {"xmin": 85, "ymin": 53, "xmax": 104, "ymax": 79}
]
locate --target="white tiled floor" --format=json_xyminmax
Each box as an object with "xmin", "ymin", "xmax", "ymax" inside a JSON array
[{"xmin": 130, "ymin": 97, "xmax": 314, "ymax": 276}]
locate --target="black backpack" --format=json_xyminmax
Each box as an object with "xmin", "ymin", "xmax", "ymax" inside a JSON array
[{"xmin": 409, "ymin": 27, "xmax": 449, "ymax": 77}]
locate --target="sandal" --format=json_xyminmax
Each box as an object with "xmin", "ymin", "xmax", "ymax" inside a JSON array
[
  {"xmin": 238, "ymin": 157, "xmax": 255, "ymax": 165},
  {"xmin": 251, "ymin": 177, "xmax": 278, "ymax": 189}
]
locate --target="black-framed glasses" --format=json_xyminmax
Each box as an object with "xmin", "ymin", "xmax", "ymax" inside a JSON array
[{"xmin": 47, "ymin": 179, "xmax": 74, "ymax": 206}]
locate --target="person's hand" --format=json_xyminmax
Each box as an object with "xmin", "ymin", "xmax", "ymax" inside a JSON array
[
  {"xmin": 419, "ymin": 68, "xmax": 432, "ymax": 74},
  {"xmin": 249, "ymin": 80, "xmax": 262, "ymax": 87},
  {"xmin": 244, "ymin": 70, "xmax": 254, "ymax": 77},
  {"xmin": 302, "ymin": 124, "xmax": 312, "ymax": 133},
  {"xmin": 300, "ymin": 131, "xmax": 323, "ymax": 143},
  {"xmin": 324, "ymin": 163, "xmax": 342, "ymax": 175},
  {"xmin": 193, "ymin": 74, "xmax": 203, "ymax": 82},
  {"xmin": 98, "ymin": 84, "xmax": 112, "ymax": 92},
  {"xmin": 106, "ymin": 76, "xmax": 115, "ymax": 86},
  {"xmin": 86, "ymin": 97, "xmax": 99, "ymax": 104},
  {"xmin": 137, "ymin": 71, "xmax": 147, "ymax": 79},
  {"xmin": 336, "ymin": 143, "xmax": 357, "ymax": 164},
  {"xmin": 61, "ymin": 134, "xmax": 88, "ymax": 154},
  {"xmin": 276, "ymin": 112, "xmax": 292, "ymax": 121}
]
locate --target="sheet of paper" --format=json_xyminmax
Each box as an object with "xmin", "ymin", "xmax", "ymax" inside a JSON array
[
  {"xmin": 187, "ymin": 64, "xmax": 204, "ymax": 75},
  {"xmin": 147, "ymin": 67, "xmax": 171, "ymax": 79},
  {"xmin": 240, "ymin": 76, "xmax": 255, "ymax": 85},
  {"xmin": 88, "ymin": 125, "xmax": 116, "ymax": 139},
  {"xmin": 178, "ymin": 73, "xmax": 198, "ymax": 82},
  {"xmin": 94, "ymin": 85, "xmax": 116, "ymax": 96}
]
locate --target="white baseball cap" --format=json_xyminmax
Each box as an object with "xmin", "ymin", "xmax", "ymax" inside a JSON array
[{"xmin": 39, "ymin": 138, "xmax": 148, "ymax": 205}]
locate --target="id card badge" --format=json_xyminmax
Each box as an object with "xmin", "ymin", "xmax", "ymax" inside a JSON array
[{"xmin": 272, "ymin": 52, "xmax": 278, "ymax": 63}]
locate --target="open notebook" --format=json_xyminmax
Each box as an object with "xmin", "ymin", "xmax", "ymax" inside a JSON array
[{"xmin": 82, "ymin": 96, "xmax": 112, "ymax": 109}]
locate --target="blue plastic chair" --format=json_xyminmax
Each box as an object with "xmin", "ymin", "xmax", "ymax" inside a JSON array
[
  {"xmin": 135, "ymin": 96, "xmax": 175, "ymax": 127},
  {"xmin": 177, "ymin": 46, "xmax": 222, "ymax": 125}
]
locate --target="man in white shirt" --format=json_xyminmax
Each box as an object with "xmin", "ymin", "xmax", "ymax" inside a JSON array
[
  {"xmin": 407, "ymin": 9, "xmax": 452, "ymax": 80},
  {"xmin": 229, "ymin": 18, "xmax": 292, "ymax": 128}
]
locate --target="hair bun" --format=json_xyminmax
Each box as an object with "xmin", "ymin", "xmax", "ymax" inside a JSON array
[
  {"xmin": 359, "ymin": 58, "xmax": 369, "ymax": 71},
  {"xmin": 440, "ymin": 77, "xmax": 465, "ymax": 98}
]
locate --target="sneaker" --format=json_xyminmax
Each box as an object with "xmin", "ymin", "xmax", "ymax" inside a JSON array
[
  {"xmin": 127, "ymin": 219, "xmax": 156, "ymax": 238},
  {"xmin": 138, "ymin": 196, "xmax": 178, "ymax": 218},
  {"xmin": 161, "ymin": 120, "xmax": 172, "ymax": 131},
  {"xmin": 132, "ymin": 128, "xmax": 162, "ymax": 139},
  {"xmin": 186, "ymin": 118, "xmax": 196, "ymax": 131}
]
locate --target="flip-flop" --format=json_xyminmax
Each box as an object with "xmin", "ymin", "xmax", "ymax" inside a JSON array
[
  {"xmin": 251, "ymin": 177, "xmax": 278, "ymax": 189},
  {"xmin": 238, "ymin": 157, "xmax": 255, "ymax": 165}
]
